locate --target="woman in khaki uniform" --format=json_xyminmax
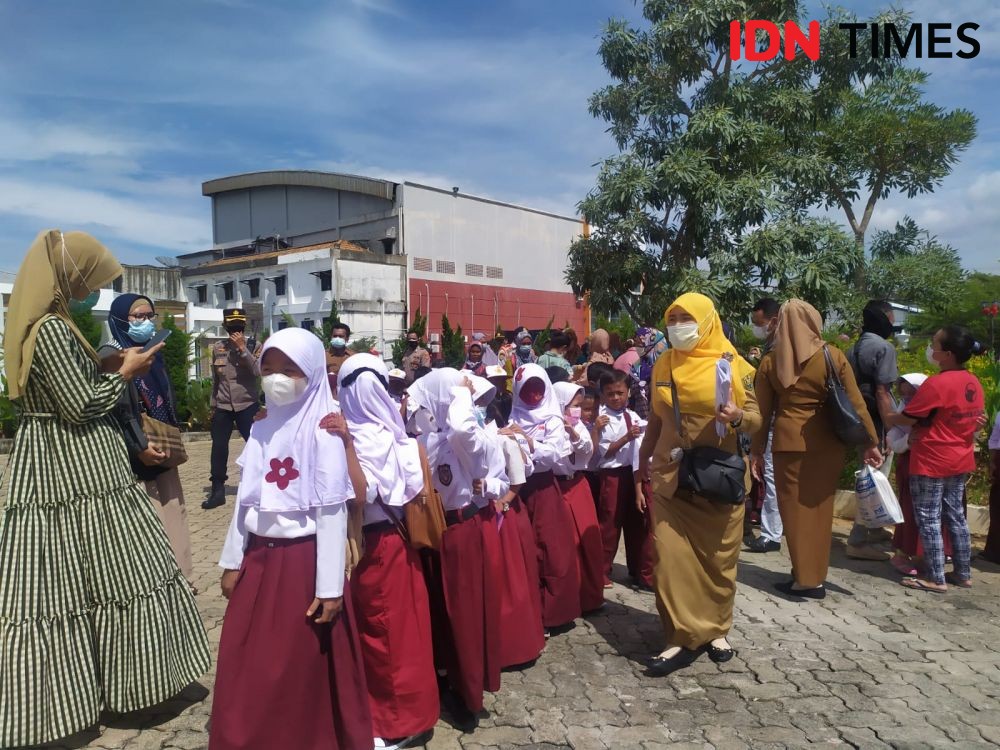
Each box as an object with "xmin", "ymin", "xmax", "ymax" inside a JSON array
[
  {"xmin": 638, "ymin": 293, "xmax": 762, "ymax": 676},
  {"xmin": 751, "ymin": 300, "xmax": 882, "ymax": 600}
]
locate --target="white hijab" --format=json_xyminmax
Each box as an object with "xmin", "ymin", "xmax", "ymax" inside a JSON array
[
  {"xmin": 510, "ymin": 362, "xmax": 564, "ymax": 437},
  {"xmin": 338, "ymin": 354, "xmax": 423, "ymax": 507},
  {"xmin": 553, "ymin": 382, "xmax": 583, "ymax": 412},
  {"xmin": 407, "ymin": 368, "xmax": 466, "ymax": 429},
  {"xmin": 470, "ymin": 375, "xmax": 496, "ymax": 405},
  {"xmin": 237, "ymin": 328, "xmax": 351, "ymax": 512}
]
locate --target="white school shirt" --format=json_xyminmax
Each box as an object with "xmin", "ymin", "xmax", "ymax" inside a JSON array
[
  {"xmin": 219, "ymin": 503, "xmax": 350, "ymax": 599},
  {"xmin": 480, "ymin": 426, "xmax": 512, "ymax": 501},
  {"xmin": 426, "ymin": 387, "xmax": 491, "ymax": 512},
  {"xmin": 555, "ymin": 421, "xmax": 594, "ymax": 478},
  {"xmin": 596, "ymin": 405, "xmax": 646, "ymax": 472},
  {"xmin": 524, "ymin": 416, "xmax": 573, "ymax": 474}
]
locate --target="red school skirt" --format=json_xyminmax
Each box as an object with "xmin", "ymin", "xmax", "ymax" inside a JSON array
[
  {"xmin": 210, "ymin": 534, "xmax": 372, "ymax": 750},
  {"xmin": 558, "ymin": 474, "xmax": 605, "ymax": 612},
  {"xmin": 496, "ymin": 497, "xmax": 546, "ymax": 668},
  {"xmin": 352, "ymin": 523, "xmax": 440, "ymax": 739},
  {"xmin": 521, "ymin": 471, "xmax": 582, "ymax": 628}
]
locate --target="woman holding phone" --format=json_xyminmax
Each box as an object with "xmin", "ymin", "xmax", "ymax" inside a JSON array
[
  {"xmin": 101, "ymin": 293, "xmax": 193, "ymax": 580},
  {"xmin": 0, "ymin": 230, "xmax": 209, "ymax": 748}
]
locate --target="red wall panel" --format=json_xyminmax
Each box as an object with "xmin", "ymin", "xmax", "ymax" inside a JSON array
[{"xmin": 409, "ymin": 279, "xmax": 588, "ymax": 337}]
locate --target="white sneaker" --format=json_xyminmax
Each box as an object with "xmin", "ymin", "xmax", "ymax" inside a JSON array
[{"xmin": 374, "ymin": 736, "xmax": 420, "ymax": 750}]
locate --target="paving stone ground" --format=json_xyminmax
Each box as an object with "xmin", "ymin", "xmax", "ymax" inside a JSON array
[{"xmin": 28, "ymin": 439, "xmax": 1000, "ymax": 749}]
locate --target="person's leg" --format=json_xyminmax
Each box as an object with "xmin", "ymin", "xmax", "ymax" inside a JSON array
[
  {"xmin": 941, "ymin": 474, "xmax": 972, "ymax": 583},
  {"xmin": 759, "ymin": 431, "xmax": 783, "ymax": 544},
  {"xmin": 909, "ymin": 474, "xmax": 947, "ymax": 586},
  {"xmin": 210, "ymin": 408, "xmax": 236, "ymax": 484},
  {"xmin": 234, "ymin": 402, "xmax": 260, "ymax": 442}
]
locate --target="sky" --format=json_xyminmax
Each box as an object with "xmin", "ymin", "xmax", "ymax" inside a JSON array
[{"xmin": 0, "ymin": 0, "xmax": 997, "ymax": 274}]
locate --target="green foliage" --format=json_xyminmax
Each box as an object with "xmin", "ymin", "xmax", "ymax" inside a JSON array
[
  {"xmin": 351, "ymin": 336, "xmax": 378, "ymax": 355},
  {"xmin": 0, "ymin": 358, "xmax": 17, "ymax": 438},
  {"xmin": 160, "ymin": 315, "xmax": 193, "ymax": 422},
  {"xmin": 280, "ymin": 311, "xmax": 297, "ymax": 329},
  {"xmin": 533, "ymin": 316, "xmax": 556, "ymax": 357},
  {"xmin": 70, "ymin": 307, "xmax": 102, "ymax": 349},
  {"xmin": 910, "ymin": 273, "xmax": 1000, "ymax": 344},
  {"xmin": 313, "ymin": 299, "xmax": 340, "ymax": 342},
  {"xmin": 568, "ymin": 1, "xmax": 976, "ymax": 324},
  {"xmin": 409, "ymin": 308, "xmax": 427, "ymax": 338},
  {"xmin": 185, "ymin": 378, "xmax": 213, "ymax": 430},
  {"xmin": 593, "ymin": 315, "xmax": 637, "ymax": 346},
  {"xmin": 440, "ymin": 314, "xmax": 465, "ymax": 368}
]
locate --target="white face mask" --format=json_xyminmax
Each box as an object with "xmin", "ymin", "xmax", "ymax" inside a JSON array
[
  {"xmin": 667, "ymin": 322, "xmax": 701, "ymax": 351},
  {"xmin": 926, "ymin": 344, "xmax": 941, "ymax": 369},
  {"xmin": 262, "ymin": 373, "xmax": 307, "ymax": 407},
  {"xmin": 751, "ymin": 324, "xmax": 768, "ymax": 341}
]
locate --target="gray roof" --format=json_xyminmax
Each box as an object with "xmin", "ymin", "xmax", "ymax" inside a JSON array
[{"xmin": 202, "ymin": 170, "xmax": 397, "ymax": 200}]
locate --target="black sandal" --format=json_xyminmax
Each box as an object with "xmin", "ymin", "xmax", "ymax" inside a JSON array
[{"xmin": 706, "ymin": 643, "xmax": 736, "ymax": 663}]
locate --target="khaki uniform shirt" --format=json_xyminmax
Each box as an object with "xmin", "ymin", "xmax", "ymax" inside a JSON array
[
  {"xmin": 212, "ymin": 340, "xmax": 262, "ymax": 411},
  {"xmin": 402, "ymin": 346, "xmax": 432, "ymax": 383}
]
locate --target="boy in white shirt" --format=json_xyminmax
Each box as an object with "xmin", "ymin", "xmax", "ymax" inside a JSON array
[{"xmin": 595, "ymin": 369, "xmax": 654, "ymax": 590}]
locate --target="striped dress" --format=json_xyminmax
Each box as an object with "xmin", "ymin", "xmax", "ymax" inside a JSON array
[{"xmin": 0, "ymin": 316, "xmax": 210, "ymax": 748}]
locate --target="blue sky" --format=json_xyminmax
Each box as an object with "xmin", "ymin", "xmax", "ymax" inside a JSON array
[{"xmin": 0, "ymin": 0, "xmax": 997, "ymax": 273}]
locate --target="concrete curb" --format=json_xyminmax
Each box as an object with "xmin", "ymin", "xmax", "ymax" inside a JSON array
[
  {"xmin": 834, "ymin": 489, "xmax": 990, "ymax": 536},
  {"xmin": 0, "ymin": 431, "xmax": 212, "ymax": 455}
]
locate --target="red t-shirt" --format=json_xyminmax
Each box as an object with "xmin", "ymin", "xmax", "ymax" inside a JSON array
[{"xmin": 903, "ymin": 369, "xmax": 984, "ymax": 477}]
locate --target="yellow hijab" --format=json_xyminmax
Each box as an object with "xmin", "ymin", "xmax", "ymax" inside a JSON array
[
  {"xmin": 653, "ymin": 292, "xmax": 753, "ymax": 416},
  {"xmin": 4, "ymin": 229, "xmax": 122, "ymax": 400},
  {"xmin": 772, "ymin": 299, "xmax": 825, "ymax": 389}
]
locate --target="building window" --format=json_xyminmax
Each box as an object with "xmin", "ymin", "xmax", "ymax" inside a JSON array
[
  {"xmin": 413, "ymin": 257, "xmax": 432, "ymax": 272},
  {"xmin": 277, "ymin": 319, "xmax": 289, "ymax": 331},
  {"xmin": 270, "ymin": 276, "xmax": 287, "ymax": 296},
  {"xmin": 486, "ymin": 266, "xmax": 504, "ymax": 279},
  {"xmin": 436, "ymin": 260, "xmax": 455, "ymax": 274},
  {"xmin": 113, "ymin": 277, "xmax": 123, "ymax": 292},
  {"xmin": 311, "ymin": 270, "xmax": 332, "ymax": 291},
  {"xmin": 217, "ymin": 281, "xmax": 234, "ymax": 302},
  {"xmin": 244, "ymin": 278, "xmax": 261, "ymax": 299},
  {"xmin": 191, "ymin": 285, "xmax": 207, "ymax": 304},
  {"xmin": 466, "ymin": 263, "xmax": 483, "ymax": 277},
  {"xmin": 301, "ymin": 318, "xmax": 314, "ymax": 331}
]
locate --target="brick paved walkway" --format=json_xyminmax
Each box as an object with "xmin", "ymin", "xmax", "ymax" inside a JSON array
[{"xmin": 31, "ymin": 439, "xmax": 1000, "ymax": 749}]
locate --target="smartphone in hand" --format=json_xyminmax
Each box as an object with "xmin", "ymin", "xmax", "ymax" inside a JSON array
[{"xmin": 143, "ymin": 328, "xmax": 172, "ymax": 352}]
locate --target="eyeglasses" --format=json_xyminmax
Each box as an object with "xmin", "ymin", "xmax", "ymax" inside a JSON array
[{"xmin": 128, "ymin": 313, "xmax": 158, "ymax": 322}]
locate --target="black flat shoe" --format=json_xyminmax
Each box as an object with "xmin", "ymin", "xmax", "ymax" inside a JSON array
[
  {"xmin": 706, "ymin": 643, "xmax": 737, "ymax": 663},
  {"xmin": 646, "ymin": 648, "xmax": 701, "ymax": 677},
  {"xmin": 745, "ymin": 537, "xmax": 781, "ymax": 553},
  {"xmin": 774, "ymin": 580, "xmax": 826, "ymax": 600}
]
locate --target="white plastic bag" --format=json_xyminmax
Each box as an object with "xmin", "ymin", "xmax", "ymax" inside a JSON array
[{"xmin": 854, "ymin": 465, "xmax": 904, "ymax": 528}]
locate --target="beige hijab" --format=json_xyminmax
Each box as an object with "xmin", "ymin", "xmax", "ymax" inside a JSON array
[
  {"xmin": 588, "ymin": 328, "xmax": 614, "ymax": 364},
  {"xmin": 773, "ymin": 299, "xmax": 825, "ymax": 389},
  {"xmin": 4, "ymin": 229, "xmax": 122, "ymax": 399}
]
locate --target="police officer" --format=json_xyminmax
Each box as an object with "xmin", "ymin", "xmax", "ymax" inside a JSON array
[{"xmin": 202, "ymin": 308, "xmax": 262, "ymax": 510}]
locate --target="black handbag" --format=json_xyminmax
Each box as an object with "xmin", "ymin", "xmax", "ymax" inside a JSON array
[
  {"xmin": 822, "ymin": 346, "xmax": 870, "ymax": 447},
  {"xmin": 670, "ymin": 382, "xmax": 747, "ymax": 505}
]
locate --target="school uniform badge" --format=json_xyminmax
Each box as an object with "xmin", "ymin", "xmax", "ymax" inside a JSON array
[{"xmin": 438, "ymin": 464, "xmax": 453, "ymax": 487}]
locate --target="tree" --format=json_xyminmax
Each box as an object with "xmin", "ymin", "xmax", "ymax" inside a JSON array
[
  {"xmin": 392, "ymin": 308, "xmax": 428, "ymax": 366},
  {"xmin": 160, "ymin": 314, "xmax": 193, "ymax": 421},
  {"xmin": 440, "ymin": 314, "xmax": 465, "ymax": 368},
  {"xmin": 313, "ymin": 299, "xmax": 340, "ymax": 342},
  {"xmin": 568, "ymin": 2, "xmax": 974, "ymax": 322},
  {"xmin": 70, "ymin": 307, "xmax": 102, "ymax": 349},
  {"xmin": 865, "ymin": 218, "xmax": 966, "ymax": 318}
]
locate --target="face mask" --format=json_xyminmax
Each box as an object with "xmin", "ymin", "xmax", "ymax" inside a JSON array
[
  {"xmin": 473, "ymin": 406, "xmax": 487, "ymax": 428},
  {"xmin": 517, "ymin": 344, "xmax": 532, "ymax": 355},
  {"xmin": 567, "ymin": 406, "xmax": 581, "ymax": 426},
  {"xmin": 751, "ymin": 324, "xmax": 768, "ymax": 341},
  {"xmin": 330, "ymin": 336, "xmax": 347, "ymax": 349},
  {"xmin": 667, "ymin": 322, "xmax": 701, "ymax": 351},
  {"xmin": 262, "ymin": 373, "xmax": 307, "ymax": 407},
  {"xmin": 225, "ymin": 323, "xmax": 245, "ymax": 334},
  {"xmin": 926, "ymin": 344, "xmax": 941, "ymax": 369},
  {"xmin": 128, "ymin": 319, "xmax": 155, "ymax": 343},
  {"xmin": 68, "ymin": 290, "xmax": 100, "ymax": 314},
  {"xmin": 406, "ymin": 340, "xmax": 418, "ymax": 349}
]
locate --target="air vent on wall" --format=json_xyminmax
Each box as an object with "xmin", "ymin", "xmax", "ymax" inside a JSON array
[
  {"xmin": 436, "ymin": 260, "xmax": 456, "ymax": 274},
  {"xmin": 466, "ymin": 263, "xmax": 483, "ymax": 277},
  {"xmin": 413, "ymin": 257, "xmax": 432, "ymax": 272},
  {"xmin": 486, "ymin": 266, "xmax": 504, "ymax": 279}
]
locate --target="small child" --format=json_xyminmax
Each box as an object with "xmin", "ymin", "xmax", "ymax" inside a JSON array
[
  {"xmin": 212, "ymin": 328, "xmax": 372, "ymax": 750},
  {"xmin": 580, "ymin": 385, "xmax": 603, "ymax": 508},
  {"xmin": 595, "ymin": 369, "xmax": 654, "ymax": 590},
  {"xmin": 553, "ymin": 382, "xmax": 605, "ymax": 612}
]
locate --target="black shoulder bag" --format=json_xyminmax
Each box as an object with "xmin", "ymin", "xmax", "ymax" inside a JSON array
[
  {"xmin": 671, "ymin": 382, "xmax": 747, "ymax": 505},
  {"xmin": 822, "ymin": 346, "xmax": 870, "ymax": 447}
]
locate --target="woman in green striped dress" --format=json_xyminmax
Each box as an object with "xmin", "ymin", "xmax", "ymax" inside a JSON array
[{"xmin": 0, "ymin": 230, "xmax": 210, "ymax": 748}]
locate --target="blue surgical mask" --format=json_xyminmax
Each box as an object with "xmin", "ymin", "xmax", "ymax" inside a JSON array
[
  {"xmin": 517, "ymin": 344, "xmax": 532, "ymax": 355},
  {"xmin": 330, "ymin": 336, "xmax": 347, "ymax": 349},
  {"xmin": 128, "ymin": 319, "xmax": 155, "ymax": 343},
  {"xmin": 69, "ymin": 290, "xmax": 100, "ymax": 314},
  {"xmin": 474, "ymin": 406, "xmax": 487, "ymax": 428}
]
